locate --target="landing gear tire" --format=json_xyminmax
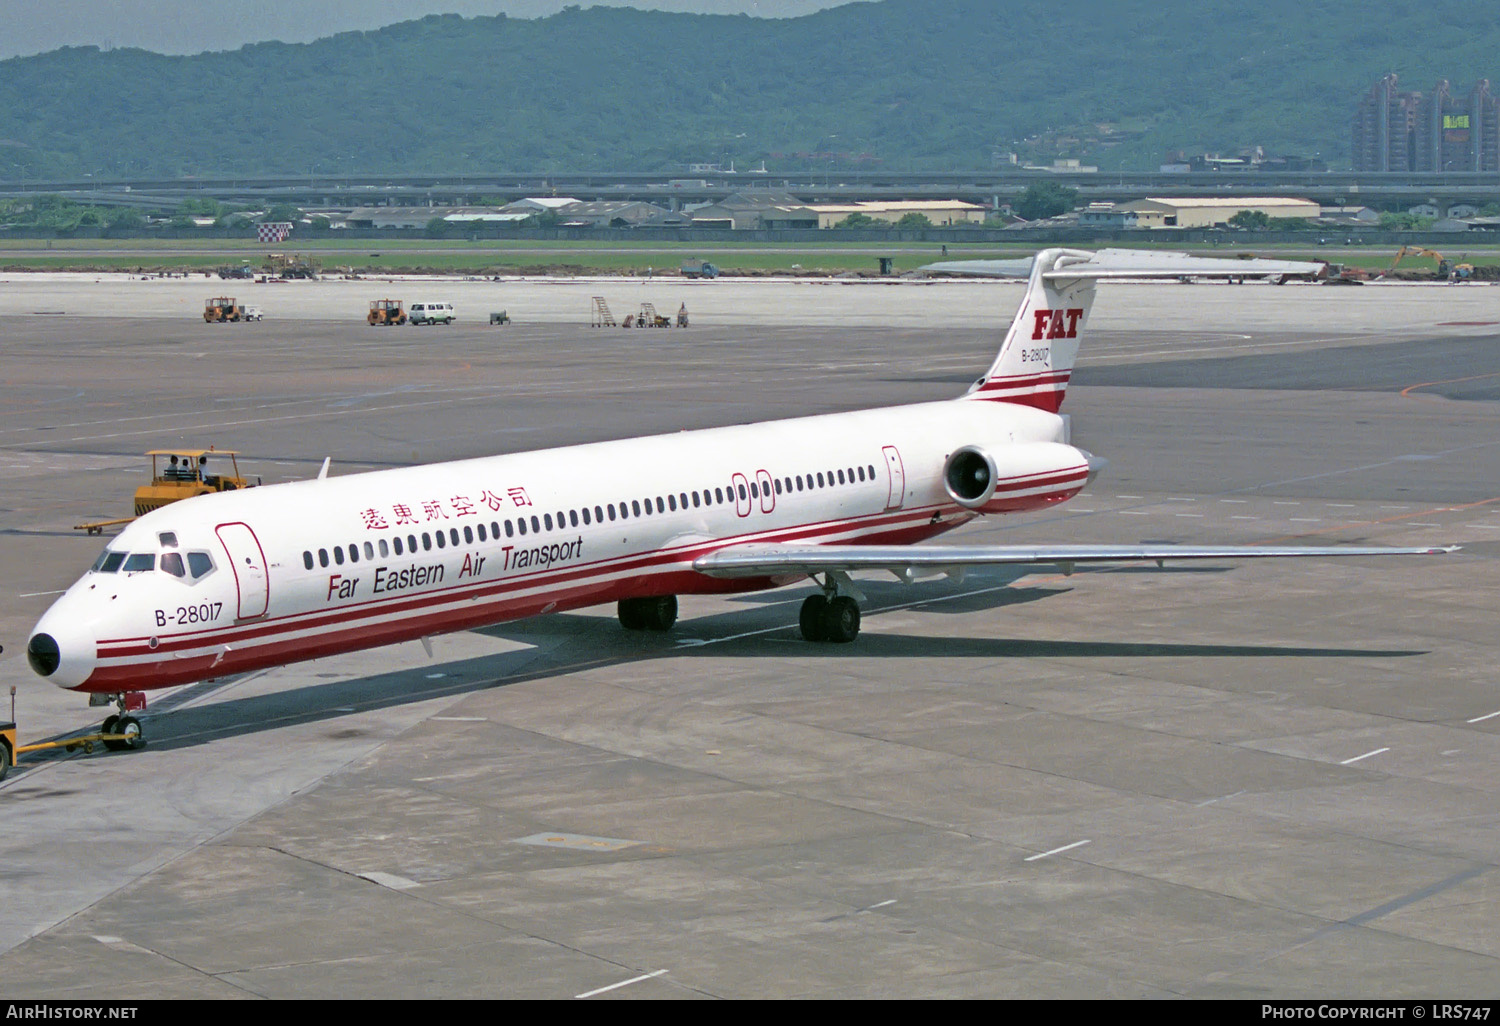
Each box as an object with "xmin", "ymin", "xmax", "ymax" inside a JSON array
[
  {"xmin": 618, "ymin": 595, "xmax": 677, "ymax": 632},
  {"xmin": 800, "ymin": 595, "xmax": 829, "ymax": 642},
  {"xmin": 822, "ymin": 596, "xmax": 861, "ymax": 644},
  {"xmin": 105, "ymin": 715, "xmax": 144, "ymax": 752},
  {"xmin": 101, "ymin": 714, "xmax": 119, "ymax": 736}
]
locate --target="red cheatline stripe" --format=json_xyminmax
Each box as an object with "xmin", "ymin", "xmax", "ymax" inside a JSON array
[{"xmin": 97, "ymin": 504, "xmax": 961, "ymax": 658}]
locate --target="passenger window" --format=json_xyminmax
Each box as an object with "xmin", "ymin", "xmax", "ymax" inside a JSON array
[
  {"xmin": 716, "ymin": 487, "xmax": 725, "ymax": 504},
  {"xmin": 632, "ymin": 500, "xmax": 641, "ymax": 517},
  {"xmin": 379, "ymin": 539, "xmax": 389, "ymax": 558},
  {"xmin": 544, "ymin": 513, "xmax": 554, "ymax": 531},
  {"xmin": 691, "ymin": 492, "xmax": 700, "ymax": 507},
  {"xmin": 570, "ymin": 510, "xmax": 579, "ymax": 527},
  {"xmin": 581, "ymin": 508, "xmax": 591, "ymax": 525},
  {"xmin": 608, "ymin": 504, "xmax": 617, "ymax": 521},
  {"xmin": 679, "ymin": 493, "xmax": 688, "ymax": 509},
  {"xmin": 738, "ymin": 484, "xmax": 748, "ymax": 501},
  {"xmin": 530, "ymin": 515, "xmax": 540, "ymax": 533},
  {"xmin": 348, "ymin": 544, "xmax": 359, "ymax": 563},
  {"xmin": 408, "ymin": 534, "xmax": 418, "ymax": 553},
  {"xmin": 518, "ymin": 518, "xmax": 527, "ymax": 535},
  {"xmin": 668, "ymin": 494, "xmax": 677, "ymax": 511},
  {"xmin": 505, "ymin": 520, "xmax": 514, "ymax": 537},
  {"xmin": 319, "ymin": 548, "xmax": 329, "ymax": 567},
  {"xmin": 837, "ymin": 469, "xmax": 845, "ymax": 485},
  {"xmin": 868, "ymin": 465, "xmax": 876, "ymax": 479},
  {"xmin": 817, "ymin": 472, "xmax": 825, "ymax": 487},
  {"xmin": 594, "ymin": 505, "xmax": 603, "ymax": 522},
  {"xmin": 448, "ymin": 528, "xmax": 458, "ymax": 546},
  {"xmin": 750, "ymin": 482, "xmax": 759, "ymax": 499},
  {"xmin": 422, "ymin": 533, "xmax": 433, "ymax": 550},
  {"xmin": 162, "ymin": 552, "xmax": 187, "ymax": 578},
  {"xmin": 490, "ymin": 521, "xmax": 500, "ymax": 538},
  {"xmin": 303, "ymin": 551, "xmax": 314, "ymax": 570},
  {"xmin": 394, "ymin": 536, "xmax": 404, "ymax": 555},
  {"xmin": 436, "ymin": 531, "xmax": 446, "ymax": 549},
  {"xmin": 464, "ymin": 526, "xmax": 474, "ymax": 544},
  {"xmin": 334, "ymin": 547, "xmax": 345, "ymax": 565},
  {"xmin": 187, "ymin": 551, "xmax": 214, "ymax": 578},
  {"xmin": 477, "ymin": 524, "xmax": 487, "ymax": 542},
  {"xmin": 364, "ymin": 541, "xmax": 375, "ymax": 560}
]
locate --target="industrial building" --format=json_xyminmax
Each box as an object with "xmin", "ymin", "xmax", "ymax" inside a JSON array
[
  {"xmin": 1116, "ymin": 197, "xmax": 1320, "ymax": 228},
  {"xmin": 1353, "ymin": 75, "xmax": 1500, "ymax": 172}
]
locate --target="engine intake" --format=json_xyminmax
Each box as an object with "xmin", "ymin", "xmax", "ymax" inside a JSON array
[{"xmin": 943, "ymin": 446, "xmax": 998, "ymax": 509}]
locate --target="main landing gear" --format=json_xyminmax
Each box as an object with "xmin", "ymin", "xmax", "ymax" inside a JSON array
[
  {"xmin": 799, "ymin": 572, "xmax": 863, "ymax": 644},
  {"xmin": 618, "ymin": 595, "xmax": 678, "ymax": 632}
]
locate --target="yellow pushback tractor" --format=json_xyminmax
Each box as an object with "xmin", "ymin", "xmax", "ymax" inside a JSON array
[
  {"xmin": 368, "ymin": 299, "xmax": 407, "ymax": 325},
  {"xmin": 204, "ymin": 297, "xmax": 246, "ymax": 322},
  {"xmin": 75, "ymin": 448, "xmax": 257, "ymax": 534}
]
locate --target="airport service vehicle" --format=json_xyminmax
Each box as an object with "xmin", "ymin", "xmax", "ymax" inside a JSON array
[
  {"xmin": 27, "ymin": 248, "xmax": 1453, "ymax": 746},
  {"xmin": 368, "ymin": 299, "xmax": 407, "ymax": 325},
  {"xmin": 244, "ymin": 306, "xmax": 264, "ymax": 322},
  {"xmin": 203, "ymin": 297, "xmax": 246, "ymax": 322},
  {"xmin": 681, "ymin": 258, "xmax": 719, "ymax": 279},
  {"xmin": 409, "ymin": 302, "xmax": 455, "ymax": 325},
  {"xmin": 74, "ymin": 448, "xmax": 257, "ymax": 536}
]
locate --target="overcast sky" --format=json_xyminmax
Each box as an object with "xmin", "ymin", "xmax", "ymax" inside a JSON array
[{"xmin": 0, "ymin": 1, "xmax": 848, "ymax": 60}]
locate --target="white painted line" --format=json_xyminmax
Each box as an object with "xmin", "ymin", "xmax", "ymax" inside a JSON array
[
  {"xmin": 432, "ymin": 716, "xmax": 487, "ymax": 722},
  {"xmin": 1409, "ymin": 523, "xmax": 1440, "ymax": 527},
  {"xmin": 576, "ymin": 969, "xmax": 669, "ymax": 999},
  {"xmin": 1231, "ymin": 515, "xmax": 1260, "ymax": 520},
  {"xmin": 1173, "ymin": 513, "xmax": 1204, "ymax": 518},
  {"xmin": 1119, "ymin": 510, "xmax": 1150, "ymax": 516},
  {"xmin": 1070, "ymin": 508, "xmax": 1094, "ymax": 513},
  {"xmin": 1467, "ymin": 524, "xmax": 1500, "ymax": 530},
  {"xmin": 1466, "ymin": 710, "xmax": 1500, "ymax": 724},
  {"xmin": 1326, "ymin": 503, "xmax": 1357, "ymax": 508},
  {"xmin": 1219, "ymin": 499, "xmax": 1248, "ymax": 504},
  {"xmin": 1289, "ymin": 518, "xmax": 1323, "ymax": 523},
  {"xmin": 1166, "ymin": 497, "xmax": 1196, "ymax": 502},
  {"xmin": 862, "ymin": 899, "xmax": 897, "ymax": 911},
  {"xmin": 1024, "ymin": 839, "xmax": 1092, "ymax": 862},
  {"xmin": 1273, "ymin": 501, "xmax": 1301, "ymax": 506},
  {"xmin": 1340, "ymin": 747, "xmax": 1390, "ymax": 766},
  {"xmin": 360, "ymin": 871, "xmax": 422, "ymax": 890},
  {"xmin": 1117, "ymin": 494, "xmax": 1141, "ymax": 499},
  {"xmin": 1380, "ymin": 505, "xmax": 1411, "ymax": 510},
  {"xmin": 18, "ymin": 590, "xmax": 66, "ymax": 598}
]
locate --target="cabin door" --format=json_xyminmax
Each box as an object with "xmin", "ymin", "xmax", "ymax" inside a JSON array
[
  {"xmin": 216, "ymin": 522, "xmax": 269, "ymax": 620},
  {"xmin": 883, "ymin": 445, "xmax": 906, "ymax": 511}
]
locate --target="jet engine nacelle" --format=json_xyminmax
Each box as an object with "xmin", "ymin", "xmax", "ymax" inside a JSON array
[{"xmin": 943, "ymin": 442, "xmax": 1100, "ymax": 514}]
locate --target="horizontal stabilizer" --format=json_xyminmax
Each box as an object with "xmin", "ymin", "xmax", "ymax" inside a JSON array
[{"xmin": 694, "ymin": 542, "xmax": 1456, "ymax": 579}]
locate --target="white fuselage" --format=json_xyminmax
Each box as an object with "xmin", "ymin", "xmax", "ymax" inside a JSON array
[{"xmin": 31, "ymin": 397, "xmax": 1088, "ymax": 693}]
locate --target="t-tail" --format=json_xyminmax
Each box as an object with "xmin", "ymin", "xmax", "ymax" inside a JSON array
[{"xmin": 923, "ymin": 246, "xmax": 1332, "ymax": 413}]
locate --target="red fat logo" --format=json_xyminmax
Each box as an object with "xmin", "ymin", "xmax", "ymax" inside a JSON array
[{"xmin": 1031, "ymin": 308, "xmax": 1084, "ymax": 340}]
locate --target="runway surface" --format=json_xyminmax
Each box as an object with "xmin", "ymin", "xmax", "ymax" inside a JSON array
[{"xmin": 0, "ymin": 276, "xmax": 1497, "ymax": 997}]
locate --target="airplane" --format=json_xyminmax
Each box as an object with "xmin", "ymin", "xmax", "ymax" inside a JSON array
[{"xmin": 25, "ymin": 248, "xmax": 1453, "ymax": 750}]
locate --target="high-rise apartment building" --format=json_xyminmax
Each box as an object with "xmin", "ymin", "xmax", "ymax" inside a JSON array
[{"xmin": 1354, "ymin": 75, "xmax": 1500, "ymax": 172}]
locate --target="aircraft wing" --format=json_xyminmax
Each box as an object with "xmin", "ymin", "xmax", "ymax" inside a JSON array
[
  {"xmin": 693, "ymin": 542, "xmax": 1455, "ymax": 579},
  {"xmin": 921, "ymin": 248, "xmax": 1326, "ymax": 281}
]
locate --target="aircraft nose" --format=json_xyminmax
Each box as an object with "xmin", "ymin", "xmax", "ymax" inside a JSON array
[{"xmin": 26, "ymin": 621, "xmax": 98, "ymax": 689}]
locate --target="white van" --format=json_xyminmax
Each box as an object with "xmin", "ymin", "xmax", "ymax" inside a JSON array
[{"xmin": 409, "ymin": 301, "xmax": 455, "ymax": 325}]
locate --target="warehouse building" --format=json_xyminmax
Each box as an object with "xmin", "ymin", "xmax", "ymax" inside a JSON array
[{"xmin": 1117, "ymin": 197, "xmax": 1321, "ymax": 228}]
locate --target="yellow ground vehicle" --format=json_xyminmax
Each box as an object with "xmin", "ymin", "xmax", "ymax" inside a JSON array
[
  {"xmin": 204, "ymin": 297, "xmax": 246, "ymax": 322},
  {"xmin": 1387, "ymin": 246, "xmax": 1474, "ymax": 280},
  {"xmin": 368, "ymin": 299, "xmax": 407, "ymax": 325},
  {"xmin": 74, "ymin": 448, "xmax": 256, "ymax": 534},
  {"xmin": 1, "ymin": 718, "xmax": 13, "ymax": 781}
]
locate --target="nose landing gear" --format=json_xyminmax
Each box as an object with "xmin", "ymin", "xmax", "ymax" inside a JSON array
[
  {"xmin": 91, "ymin": 692, "xmax": 148, "ymax": 751},
  {"xmin": 618, "ymin": 595, "xmax": 678, "ymax": 632}
]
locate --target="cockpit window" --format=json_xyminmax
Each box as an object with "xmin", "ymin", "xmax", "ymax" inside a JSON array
[
  {"xmin": 122, "ymin": 553, "xmax": 155, "ymax": 573},
  {"xmin": 161, "ymin": 552, "xmax": 186, "ymax": 578},
  {"xmin": 92, "ymin": 551, "xmax": 127, "ymax": 574},
  {"xmin": 186, "ymin": 551, "xmax": 215, "ymax": 579},
  {"xmin": 158, "ymin": 532, "xmax": 179, "ymax": 548}
]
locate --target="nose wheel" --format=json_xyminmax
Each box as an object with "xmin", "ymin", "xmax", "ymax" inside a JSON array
[
  {"xmin": 102, "ymin": 715, "xmax": 144, "ymax": 752},
  {"xmin": 618, "ymin": 595, "xmax": 678, "ymax": 631}
]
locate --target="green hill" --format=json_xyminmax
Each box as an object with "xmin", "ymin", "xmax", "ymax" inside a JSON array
[{"xmin": 1, "ymin": 0, "xmax": 1497, "ymax": 177}]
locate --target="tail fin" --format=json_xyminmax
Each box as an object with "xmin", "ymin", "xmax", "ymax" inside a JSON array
[
  {"xmin": 930, "ymin": 247, "xmax": 1329, "ymax": 413},
  {"xmin": 964, "ymin": 247, "xmax": 1096, "ymax": 412}
]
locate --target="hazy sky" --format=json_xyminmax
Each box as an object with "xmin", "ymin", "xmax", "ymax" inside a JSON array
[{"xmin": 0, "ymin": 1, "xmax": 849, "ymax": 60}]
